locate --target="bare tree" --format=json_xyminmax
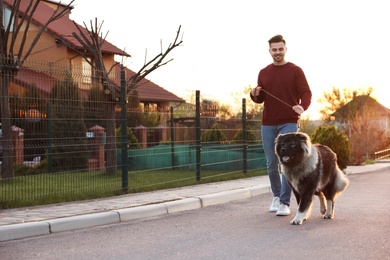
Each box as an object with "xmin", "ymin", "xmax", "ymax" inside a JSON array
[
  {"xmin": 125, "ymin": 25, "xmax": 183, "ymax": 92},
  {"xmin": 66, "ymin": 20, "xmax": 183, "ymax": 175},
  {"xmin": 348, "ymin": 109, "xmax": 390, "ymax": 164},
  {"xmin": 0, "ymin": 0, "xmax": 74, "ymax": 179}
]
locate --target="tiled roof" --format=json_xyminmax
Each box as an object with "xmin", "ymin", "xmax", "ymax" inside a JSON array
[
  {"xmin": 14, "ymin": 66, "xmax": 185, "ymax": 104},
  {"xmin": 14, "ymin": 67, "xmax": 57, "ymax": 94},
  {"xmin": 3, "ymin": 0, "xmax": 130, "ymax": 56},
  {"xmin": 332, "ymin": 95, "xmax": 390, "ymax": 119},
  {"xmin": 5, "ymin": 1, "xmax": 182, "ymax": 104},
  {"xmin": 113, "ymin": 66, "xmax": 185, "ymax": 103}
]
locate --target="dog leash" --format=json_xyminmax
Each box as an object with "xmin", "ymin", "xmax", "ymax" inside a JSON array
[
  {"xmin": 259, "ymin": 87, "xmax": 301, "ymax": 133},
  {"xmin": 259, "ymin": 87, "xmax": 293, "ymax": 108}
]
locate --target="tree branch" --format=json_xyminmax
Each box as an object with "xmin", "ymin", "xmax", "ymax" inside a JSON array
[
  {"xmin": 127, "ymin": 25, "xmax": 183, "ymax": 91},
  {"xmin": 21, "ymin": 0, "xmax": 75, "ymax": 62}
]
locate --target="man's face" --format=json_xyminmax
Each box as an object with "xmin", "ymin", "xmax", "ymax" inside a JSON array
[{"xmin": 269, "ymin": 42, "xmax": 286, "ymax": 64}]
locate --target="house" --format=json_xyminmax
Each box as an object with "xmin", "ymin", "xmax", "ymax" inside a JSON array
[
  {"xmin": 113, "ymin": 66, "xmax": 185, "ymax": 112},
  {"xmin": 331, "ymin": 95, "xmax": 390, "ymax": 132},
  {"xmin": 3, "ymin": 0, "xmax": 184, "ymax": 114}
]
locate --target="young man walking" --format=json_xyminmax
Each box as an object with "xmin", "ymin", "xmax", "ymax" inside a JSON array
[{"xmin": 250, "ymin": 35, "xmax": 312, "ymax": 216}]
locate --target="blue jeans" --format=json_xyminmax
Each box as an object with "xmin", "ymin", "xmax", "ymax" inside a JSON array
[{"xmin": 261, "ymin": 123, "xmax": 298, "ymax": 206}]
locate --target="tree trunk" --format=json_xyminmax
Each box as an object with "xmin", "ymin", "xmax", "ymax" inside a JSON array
[
  {"xmin": 104, "ymin": 102, "xmax": 117, "ymax": 175},
  {"xmin": 1, "ymin": 74, "xmax": 14, "ymax": 179}
]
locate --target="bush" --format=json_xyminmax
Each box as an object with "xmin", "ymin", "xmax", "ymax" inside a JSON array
[
  {"xmin": 14, "ymin": 164, "xmax": 40, "ymax": 176},
  {"xmin": 233, "ymin": 125, "xmax": 257, "ymax": 143},
  {"xmin": 311, "ymin": 125, "xmax": 350, "ymax": 170},
  {"xmin": 50, "ymin": 75, "xmax": 88, "ymax": 171},
  {"xmin": 14, "ymin": 159, "xmax": 47, "ymax": 176},
  {"xmin": 116, "ymin": 127, "xmax": 141, "ymax": 149},
  {"xmin": 201, "ymin": 123, "xmax": 227, "ymax": 143}
]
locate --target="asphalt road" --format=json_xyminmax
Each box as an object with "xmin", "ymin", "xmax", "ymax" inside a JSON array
[{"xmin": 0, "ymin": 169, "xmax": 389, "ymax": 260}]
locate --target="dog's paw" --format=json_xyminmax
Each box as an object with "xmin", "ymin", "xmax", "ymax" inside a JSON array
[
  {"xmin": 290, "ymin": 219, "xmax": 303, "ymax": 225},
  {"xmin": 320, "ymin": 206, "xmax": 326, "ymax": 215},
  {"xmin": 323, "ymin": 214, "xmax": 334, "ymax": 219},
  {"xmin": 290, "ymin": 212, "xmax": 306, "ymax": 225}
]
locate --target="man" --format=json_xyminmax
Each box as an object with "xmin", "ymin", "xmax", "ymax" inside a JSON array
[{"xmin": 250, "ymin": 34, "xmax": 312, "ymax": 216}]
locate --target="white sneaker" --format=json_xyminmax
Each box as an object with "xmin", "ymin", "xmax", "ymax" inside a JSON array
[
  {"xmin": 269, "ymin": 197, "xmax": 280, "ymax": 212},
  {"xmin": 276, "ymin": 204, "xmax": 291, "ymax": 216}
]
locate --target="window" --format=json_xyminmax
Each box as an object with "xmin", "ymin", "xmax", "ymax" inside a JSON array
[
  {"xmin": 3, "ymin": 6, "xmax": 14, "ymax": 32},
  {"xmin": 82, "ymin": 58, "xmax": 92, "ymax": 83}
]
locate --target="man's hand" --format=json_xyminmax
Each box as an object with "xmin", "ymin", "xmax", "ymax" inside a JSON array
[
  {"xmin": 292, "ymin": 105, "xmax": 304, "ymax": 114},
  {"xmin": 251, "ymin": 86, "xmax": 262, "ymax": 96}
]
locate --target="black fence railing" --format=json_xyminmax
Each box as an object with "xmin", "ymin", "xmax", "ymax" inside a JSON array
[{"xmin": 0, "ymin": 59, "xmax": 266, "ymax": 209}]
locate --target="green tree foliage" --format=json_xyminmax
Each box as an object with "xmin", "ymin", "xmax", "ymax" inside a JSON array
[
  {"xmin": 116, "ymin": 127, "xmax": 141, "ymax": 149},
  {"xmin": 122, "ymin": 90, "xmax": 160, "ymax": 128},
  {"xmin": 140, "ymin": 111, "xmax": 160, "ymax": 128},
  {"xmin": 84, "ymin": 85, "xmax": 105, "ymax": 129},
  {"xmin": 50, "ymin": 74, "xmax": 88, "ymax": 171},
  {"xmin": 311, "ymin": 125, "xmax": 350, "ymax": 170},
  {"xmin": 233, "ymin": 125, "xmax": 257, "ymax": 143},
  {"xmin": 200, "ymin": 123, "xmax": 227, "ymax": 143},
  {"xmin": 126, "ymin": 90, "xmax": 141, "ymax": 127}
]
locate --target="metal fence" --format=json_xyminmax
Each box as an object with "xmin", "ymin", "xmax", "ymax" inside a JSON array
[
  {"xmin": 0, "ymin": 59, "xmax": 266, "ymax": 209},
  {"xmin": 374, "ymin": 148, "xmax": 390, "ymax": 160}
]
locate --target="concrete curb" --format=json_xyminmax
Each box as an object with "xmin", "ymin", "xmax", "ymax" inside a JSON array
[
  {"xmin": 115, "ymin": 203, "xmax": 168, "ymax": 222},
  {"xmin": 345, "ymin": 165, "xmax": 390, "ymax": 175},
  {"xmin": 197, "ymin": 189, "xmax": 251, "ymax": 207},
  {"xmin": 0, "ymin": 184, "xmax": 269, "ymax": 242},
  {"xmin": 2, "ymin": 163, "xmax": 389, "ymax": 242},
  {"xmin": 48, "ymin": 211, "xmax": 120, "ymax": 233},
  {"xmin": 248, "ymin": 185, "xmax": 271, "ymax": 197},
  {"xmin": 165, "ymin": 198, "xmax": 202, "ymax": 214},
  {"xmin": 0, "ymin": 222, "xmax": 50, "ymax": 242}
]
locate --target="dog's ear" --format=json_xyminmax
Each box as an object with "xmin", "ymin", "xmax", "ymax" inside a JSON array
[
  {"xmin": 274, "ymin": 133, "xmax": 282, "ymax": 145},
  {"xmin": 297, "ymin": 132, "xmax": 309, "ymax": 142},
  {"xmin": 275, "ymin": 133, "xmax": 287, "ymax": 145},
  {"xmin": 297, "ymin": 132, "xmax": 312, "ymax": 155}
]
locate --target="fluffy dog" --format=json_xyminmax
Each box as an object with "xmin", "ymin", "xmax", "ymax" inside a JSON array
[{"xmin": 275, "ymin": 132, "xmax": 349, "ymax": 225}]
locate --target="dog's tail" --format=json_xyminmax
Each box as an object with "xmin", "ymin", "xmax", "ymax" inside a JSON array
[{"xmin": 335, "ymin": 169, "xmax": 349, "ymax": 193}]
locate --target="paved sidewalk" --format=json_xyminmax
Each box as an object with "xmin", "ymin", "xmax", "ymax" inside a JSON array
[{"xmin": 1, "ymin": 162, "xmax": 389, "ymax": 242}]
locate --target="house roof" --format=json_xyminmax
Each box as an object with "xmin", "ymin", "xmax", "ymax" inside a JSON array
[
  {"xmin": 3, "ymin": 0, "xmax": 130, "ymax": 57},
  {"xmin": 5, "ymin": 0, "xmax": 183, "ymax": 104},
  {"xmin": 13, "ymin": 65, "xmax": 184, "ymax": 104},
  {"xmin": 14, "ymin": 65, "xmax": 185, "ymax": 104},
  {"xmin": 113, "ymin": 66, "xmax": 185, "ymax": 103},
  {"xmin": 14, "ymin": 67, "xmax": 57, "ymax": 94},
  {"xmin": 332, "ymin": 95, "xmax": 390, "ymax": 119}
]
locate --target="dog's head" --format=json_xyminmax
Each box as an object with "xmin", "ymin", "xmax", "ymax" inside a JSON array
[{"xmin": 275, "ymin": 132, "xmax": 312, "ymax": 166}]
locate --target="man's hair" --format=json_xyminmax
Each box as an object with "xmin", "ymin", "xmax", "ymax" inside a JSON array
[{"xmin": 268, "ymin": 35, "xmax": 286, "ymax": 45}]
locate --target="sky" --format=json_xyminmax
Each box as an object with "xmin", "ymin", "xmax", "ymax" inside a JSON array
[{"xmin": 64, "ymin": 0, "xmax": 390, "ymax": 119}]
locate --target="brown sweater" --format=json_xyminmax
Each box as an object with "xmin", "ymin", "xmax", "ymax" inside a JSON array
[{"xmin": 250, "ymin": 62, "xmax": 312, "ymax": 125}]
